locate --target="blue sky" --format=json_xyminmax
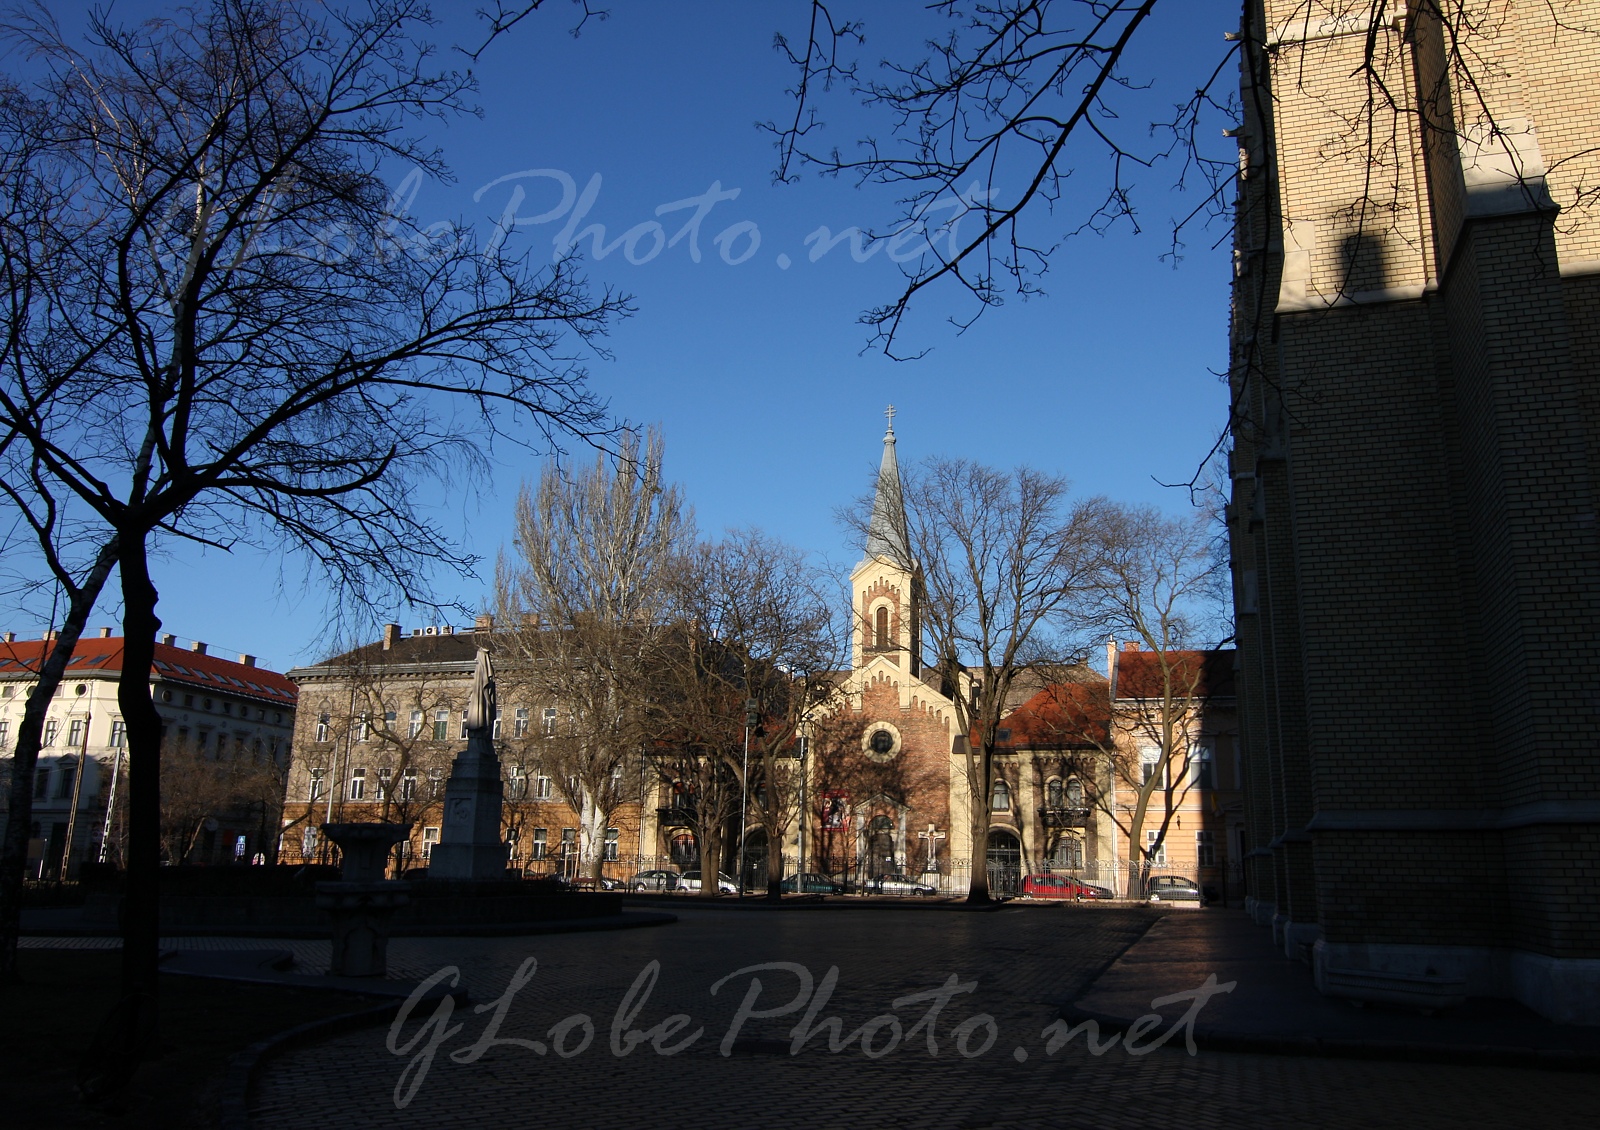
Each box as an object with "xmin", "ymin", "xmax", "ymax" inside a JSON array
[{"xmin": 13, "ymin": 1, "xmax": 1238, "ymax": 670}]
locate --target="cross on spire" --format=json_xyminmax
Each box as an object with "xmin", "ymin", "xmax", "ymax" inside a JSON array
[{"xmin": 884, "ymin": 404, "xmax": 896, "ymax": 433}]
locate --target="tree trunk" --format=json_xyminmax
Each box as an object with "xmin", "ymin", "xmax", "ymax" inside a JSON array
[
  {"xmin": 965, "ymin": 745, "xmax": 992, "ymax": 904},
  {"xmin": 117, "ymin": 535, "xmax": 164, "ymax": 1014},
  {"xmin": 699, "ymin": 822, "xmax": 721, "ymax": 899},
  {"xmin": 0, "ymin": 537, "xmax": 119, "ymax": 983},
  {"xmin": 765, "ymin": 823, "xmax": 784, "ymax": 901}
]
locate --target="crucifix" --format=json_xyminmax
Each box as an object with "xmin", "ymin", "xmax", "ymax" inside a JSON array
[
  {"xmin": 917, "ymin": 823, "xmax": 946, "ymax": 873},
  {"xmin": 885, "ymin": 403, "xmax": 896, "ymax": 431}
]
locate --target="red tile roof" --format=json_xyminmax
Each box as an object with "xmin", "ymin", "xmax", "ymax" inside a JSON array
[
  {"xmin": 1113, "ymin": 648, "xmax": 1235, "ymax": 700},
  {"xmin": 985, "ymin": 681, "xmax": 1112, "ymax": 750},
  {"xmin": 0, "ymin": 637, "xmax": 297, "ymax": 706}
]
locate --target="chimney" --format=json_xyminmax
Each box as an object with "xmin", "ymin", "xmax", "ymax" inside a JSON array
[
  {"xmin": 474, "ymin": 614, "xmax": 494, "ymax": 634},
  {"xmin": 2, "ymin": 631, "xmax": 13, "ymax": 644},
  {"xmin": 239, "ymin": 654, "xmax": 256, "ymax": 667},
  {"xmin": 190, "ymin": 641, "xmax": 207, "ymax": 655},
  {"xmin": 98, "ymin": 627, "xmax": 112, "ymax": 639},
  {"xmin": 382, "ymin": 623, "xmax": 401, "ymax": 650},
  {"xmin": 1121, "ymin": 639, "xmax": 1141, "ymax": 652},
  {"xmin": 42, "ymin": 629, "xmax": 57, "ymax": 641},
  {"xmin": 442, "ymin": 625, "xmax": 454, "ymax": 635},
  {"xmin": 161, "ymin": 633, "xmax": 176, "ymax": 647}
]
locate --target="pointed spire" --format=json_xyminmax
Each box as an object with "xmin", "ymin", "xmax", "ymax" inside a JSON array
[{"xmin": 863, "ymin": 407, "xmax": 911, "ymax": 566}]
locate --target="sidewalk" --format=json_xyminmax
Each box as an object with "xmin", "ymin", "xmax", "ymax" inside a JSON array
[{"xmin": 1068, "ymin": 909, "xmax": 1600, "ymax": 1070}]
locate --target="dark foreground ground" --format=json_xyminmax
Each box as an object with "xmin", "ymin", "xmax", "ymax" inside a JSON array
[{"xmin": 236, "ymin": 904, "xmax": 1589, "ymax": 1130}]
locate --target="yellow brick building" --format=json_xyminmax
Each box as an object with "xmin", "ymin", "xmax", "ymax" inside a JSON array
[{"xmin": 1228, "ymin": 0, "xmax": 1600, "ymax": 1022}]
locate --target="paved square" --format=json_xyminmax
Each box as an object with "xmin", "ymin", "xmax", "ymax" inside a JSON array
[{"xmin": 248, "ymin": 906, "xmax": 1589, "ymax": 1129}]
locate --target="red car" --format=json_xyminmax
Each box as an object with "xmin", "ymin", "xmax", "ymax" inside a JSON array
[{"xmin": 1021, "ymin": 873, "xmax": 1106, "ymax": 900}]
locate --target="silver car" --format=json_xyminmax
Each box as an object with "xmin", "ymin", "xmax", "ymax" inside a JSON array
[{"xmin": 872, "ymin": 872, "xmax": 939, "ymax": 897}]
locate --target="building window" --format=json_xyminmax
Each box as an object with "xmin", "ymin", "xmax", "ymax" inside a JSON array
[
  {"xmin": 1195, "ymin": 741, "xmax": 1214, "ymax": 790},
  {"xmin": 560, "ymin": 828, "xmax": 577, "ymax": 857},
  {"xmin": 507, "ymin": 765, "xmax": 528, "ymax": 799},
  {"xmin": 34, "ymin": 765, "xmax": 50, "ymax": 799},
  {"xmin": 315, "ymin": 713, "xmax": 330, "ymax": 743},
  {"xmin": 56, "ymin": 761, "xmax": 76, "ymax": 798},
  {"xmin": 302, "ymin": 826, "xmax": 318, "ymax": 858},
  {"xmin": 989, "ymin": 779, "xmax": 1011, "ymax": 812},
  {"xmin": 409, "ymin": 710, "xmax": 423, "ymax": 738},
  {"xmin": 422, "ymin": 826, "xmax": 440, "ymax": 861},
  {"xmin": 492, "ymin": 708, "xmax": 502, "ymax": 740},
  {"xmin": 1046, "ymin": 778, "xmax": 1063, "ymax": 808},
  {"xmin": 1051, "ymin": 837, "xmax": 1084, "ymax": 869},
  {"xmin": 0, "ymin": 685, "xmax": 11, "ymax": 698},
  {"xmin": 384, "ymin": 710, "xmax": 397, "ymax": 732},
  {"xmin": 460, "ymin": 710, "xmax": 470, "ymax": 740},
  {"xmin": 1140, "ymin": 744, "xmax": 1162, "ymax": 787},
  {"xmin": 604, "ymin": 828, "xmax": 619, "ymax": 861},
  {"xmin": 349, "ymin": 767, "xmax": 366, "ymax": 800},
  {"xmin": 1066, "ymin": 778, "xmax": 1084, "ymax": 807},
  {"xmin": 43, "ymin": 719, "xmax": 58, "ymax": 747},
  {"xmin": 530, "ymin": 828, "xmax": 547, "ymax": 860},
  {"xmin": 535, "ymin": 773, "xmax": 553, "ymax": 800},
  {"xmin": 541, "ymin": 708, "xmax": 558, "ymax": 737},
  {"xmin": 110, "ymin": 719, "xmax": 126, "ymax": 747},
  {"xmin": 1197, "ymin": 830, "xmax": 1216, "ymax": 867},
  {"xmin": 1145, "ymin": 829, "xmax": 1167, "ymax": 865},
  {"xmin": 401, "ymin": 769, "xmax": 418, "ymax": 801},
  {"xmin": 356, "ymin": 714, "xmax": 370, "ymax": 742},
  {"xmin": 433, "ymin": 710, "xmax": 449, "ymax": 741},
  {"xmin": 67, "ymin": 719, "xmax": 85, "ymax": 748},
  {"xmin": 0, "ymin": 720, "xmax": 9, "ymax": 747},
  {"xmin": 377, "ymin": 767, "xmax": 393, "ymax": 801},
  {"xmin": 309, "ymin": 768, "xmax": 325, "ymax": 801},
  {"xmin": 874, "ymin": 605, "xmax": 889, "ymax": 649},
  {"xmin": 514, "ymin": 707, "xmax": 529, "ymax": 738},
  {"xmin": 429, "ymin": 766, "xmax": 445, "ymax": 796}
]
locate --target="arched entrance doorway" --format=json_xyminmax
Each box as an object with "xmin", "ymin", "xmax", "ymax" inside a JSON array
[
  {"xmin": 740, "ymin": 828, "xmax": 768, "ymax": 892},
  {"xmin": 986, "ymin": 829, "xmax": 1022, "ymax": 896},
  {"xmin": 866, "ymin": 815, "xmax": 897, "ymax": 879}
]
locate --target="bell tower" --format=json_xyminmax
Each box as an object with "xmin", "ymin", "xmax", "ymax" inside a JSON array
[{"xmin": 851, "ymin": 407, "xmax": 921, "ymax": 676}]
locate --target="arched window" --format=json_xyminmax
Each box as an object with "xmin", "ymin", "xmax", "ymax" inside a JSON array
[
  {"xmin": 1066, "ymin": 778, "xmax": 1084, "ymax": 807},
  {"xmin": 874, "ymin": 605, "xmax": 889, "ymax": 649},
  {"xmin": 990, "ymin": 778, "xmax": 1011, "ymax": 812},
  {"xmin": 1046, "ymin": 779, "xmax": 1063, "ymax": 808}
]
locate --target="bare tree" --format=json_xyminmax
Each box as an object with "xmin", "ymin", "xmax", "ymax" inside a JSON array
[
  {"xmin": 497, "ymin": 428, "xmax": 690, "ymax": 882},
  {"xmin": 853, "ymin": 457, "xmax": 1110, "ymax": 901},
  {"xmin": 1022, "ymin": 505, "xmax": 1224, "ymax": 895},
  {"xmin": 0, "ymin": 3, "xmax": 628, "ymax": 1077}
]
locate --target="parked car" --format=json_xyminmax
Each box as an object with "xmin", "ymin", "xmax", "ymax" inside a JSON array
[
  {"xmin": 780, "ymin": 872, "xmax": 847, "ymax": 894},
  {"xmin": 1145, "ymin": 875, "xmax": 1204, "ymax": 904},
  {"xmin": 870, "ymin": 872, "xmax": 939, "ymax": 897},
  {"xmin": 1021, "ymin": 873, "xmax": 1107, "ymax": 900},
  {"xmin": 679, "ymin": 870, "xmax": 738, "ymax": 894},
  {"xmin": 630, "ymin": 869, "xmax": 683, "ymax": 892}
]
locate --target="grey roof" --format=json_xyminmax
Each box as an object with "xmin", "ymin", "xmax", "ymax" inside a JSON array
[{"xmin": 860, "ymin": 424, "xmax": 913, "ymax": 568}]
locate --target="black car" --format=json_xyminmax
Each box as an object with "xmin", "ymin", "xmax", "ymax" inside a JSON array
[
  {"xmin": 1144, "ymin": 875, "xmax": 1204, "ymax": 904},
  {"xmin": 780, "ymin": 872, "xmax": 847, "ymax": 894}
]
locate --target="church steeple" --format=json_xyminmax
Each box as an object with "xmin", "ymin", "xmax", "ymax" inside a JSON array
[
  {"xmin": 852, "ymin": 408, "xmax": 920, "ymax": 676},
  {"xmin": 862, "ymin": 405, "xmax": 912, "ymax": 569}
]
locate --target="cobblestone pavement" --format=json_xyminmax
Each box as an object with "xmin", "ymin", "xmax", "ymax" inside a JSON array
[{"xmin": 248, "ymin": 906, "xmax": 1587, "ymax": 1130}]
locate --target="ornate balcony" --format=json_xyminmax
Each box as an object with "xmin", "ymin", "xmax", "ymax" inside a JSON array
[{"xmin": 1038, "ymin": 806, "xmax": 1090, "ymax": 829}]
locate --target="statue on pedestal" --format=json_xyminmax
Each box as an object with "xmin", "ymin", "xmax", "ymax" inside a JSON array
[{"xmin": 428, "ymin": 645, "xmax": 511, "ymax": 881}]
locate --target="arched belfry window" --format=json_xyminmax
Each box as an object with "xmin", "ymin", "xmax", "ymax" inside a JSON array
[
  {"xmin": 874, "ymin": 605, "xmax": 889, "ymax": 649},
  {"xmin": 990, "ymin": 779, "xmax": 1011, "ymax": 812}
]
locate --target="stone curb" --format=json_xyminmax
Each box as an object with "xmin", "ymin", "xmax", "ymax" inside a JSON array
[
  {"xmin": 217, "ymin": 989, "xmax": 466, "ymax": 1130},
  {"xmin": 21, "ymin": 909, "xmax": 678, "ymax": 940},
  {"xmin": 1056, "ymin": 1002, "xmax": 1600, "ymax": 1074}
]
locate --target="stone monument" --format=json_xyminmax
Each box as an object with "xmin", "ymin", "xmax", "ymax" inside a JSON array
[{"xmin": 428, "ymin": 646, "xmax": 511, "ymax": 880}]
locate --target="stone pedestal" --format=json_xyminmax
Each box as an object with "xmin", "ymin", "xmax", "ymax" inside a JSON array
[
  {"xmin": 317, "ymin": 823, "xmax": 411, "ymax": 977},
  {"xmin": 428, "ymin": 728, "xmax": 510, "ymax": 880}
]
